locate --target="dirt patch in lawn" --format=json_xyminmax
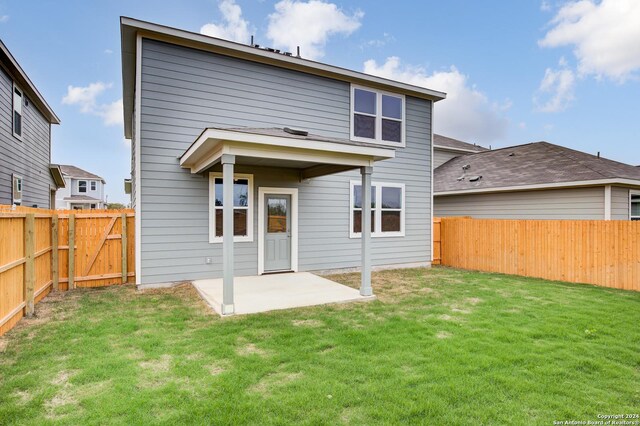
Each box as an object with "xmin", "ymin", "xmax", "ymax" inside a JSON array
[
  {"xmin": 248, "ymin": 371, "xmax": 303, "ymax": 395},
  {"xmin": 436, "ymin": 331, "xmax": 453, "ymax": 339},
  {"xmin": 139, "ymin": 354, "xmax": 172, "ymax": 373},
  {"xmin": 137, "ymin": 283, "xmax": 214, "ymax": 316},
  {"xmin": 292, "ymin": 319, "xmax": 325, "ymax": 328}
]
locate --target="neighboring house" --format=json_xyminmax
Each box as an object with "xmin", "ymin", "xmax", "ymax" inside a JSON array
[
  {"xmin": 0, "ymin": 40, "xmax": 64, "ymax": 208},
  {"xmin": 55, "ymin": 165, "xmax": 106, "ymax": 210},
  {"xmin": 433, "ymin": 134, "xmax": 487, "ymax": 168},
  {"xmin": 120, "ymin": 17, "xmax": 446, "ymax": 311},
  {"xmin": 434, "ymin": 141, "xmax": 640, "ymax": 220}
]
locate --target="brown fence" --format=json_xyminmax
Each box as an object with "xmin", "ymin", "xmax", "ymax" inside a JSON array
[
  {"xmin": 435, "ymin": 217, "xmax": 640, "ymax": 291},
  {"xmin": 0, "ymin": 206, "xmax": 134, "ymax": 336}
]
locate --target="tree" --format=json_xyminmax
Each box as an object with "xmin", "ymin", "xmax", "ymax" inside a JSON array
[{"xmin": 106, "ymin": 203, "xmax": 126, "ymax": 210}]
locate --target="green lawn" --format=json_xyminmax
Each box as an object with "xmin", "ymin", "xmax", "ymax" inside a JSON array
[{"xmin": 0, "ymin": 267, "xmax": 639, "ymax": 425}]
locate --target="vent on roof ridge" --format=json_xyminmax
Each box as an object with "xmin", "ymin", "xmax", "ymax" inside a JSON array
[
  {"xmin": 469, "ymin": 175, "xmax": 482, "ymax": 182},
  {"xmin": 284, "ymin": 127, "xmax": 308, "ymax": 136}
]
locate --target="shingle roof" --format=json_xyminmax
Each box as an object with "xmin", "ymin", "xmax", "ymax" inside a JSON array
[
  {"xmin": 435, "ymin": 141, "xmax": 640, "ymax": 193},
  {"xmin": 434, "ymin": 134, "xmax": 488, "ymax": 152},
  {"xmin": 59, "ymin": 165, "xmax": 105, "ymax": 183}
]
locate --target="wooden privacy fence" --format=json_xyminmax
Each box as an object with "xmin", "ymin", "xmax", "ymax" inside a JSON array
[
  {"xmin": 436, "ymin": 217, "xmax": 640, "ymax": 291},
  {"xmin": 0, "ymin": 206, "xmax": 135, "ymax": 336}
]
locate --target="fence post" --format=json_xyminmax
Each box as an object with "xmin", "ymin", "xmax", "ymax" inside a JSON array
[
  {"xmin": 121, "ymin": 213, "xmax": 128, "ymax": 284},
  {"xmin": 52, "ymin": 214, "xmax": 59, "ymax": 291},
  {"xmin": 68, "ymin": 214, "xmax": 75, "ymax": 290},
  {"xmin": 24, "ymin": 213, "xmax": 35, "ymax": 317}
]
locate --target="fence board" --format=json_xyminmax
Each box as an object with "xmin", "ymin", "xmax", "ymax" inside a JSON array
[
  {"xmin": 0, "ymin": 206, "xmax": 135, "ymax": 336},
  {"xmin": 437, "ymin": 217, "xmax": 640, "ymax": 291}
]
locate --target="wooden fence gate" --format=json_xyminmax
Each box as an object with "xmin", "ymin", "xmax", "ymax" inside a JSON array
[{"xmin": 0, "ymin": 206, "xmax": 135, "ymax": 336}]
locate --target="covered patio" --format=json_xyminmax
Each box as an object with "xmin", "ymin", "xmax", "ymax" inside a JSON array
[
  {"xmin": 192, "ymin": 272, "xmax": 375, "ymax": 315},
  {"xmin": 179, "ymin": 127, "xmax": 395, "ymax": 315}
]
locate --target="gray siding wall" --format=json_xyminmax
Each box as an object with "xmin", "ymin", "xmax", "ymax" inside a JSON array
[
  {"xmin": 611, "ymin": 186, "xmax": 630, "ymax": 220},
  {"xmin": 433, "ymin": 148, "xmax": 462, "ymax": 168},
  {"xmin": 138, "ymin": 39, "xmax": 431, "ymax": 284},
  {"xmin": 434, "ymin": 187, "xmax": 606, "ymax": 219},
  {"xmin": 0, "ymin": 66, "xmax": 53, "ymax": 207}
]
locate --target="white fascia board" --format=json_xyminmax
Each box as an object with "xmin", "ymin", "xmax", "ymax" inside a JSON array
[
  {"xmin": 181, "ymin": 129, "xmax": 394, "ymax": 170},
  {"xmin": 435, "ymin": 178, "xmax": 640, "ymax": 196},
  {"xmin": 433, "ymin": 145, "xmax": 484, "ymax": 154}
]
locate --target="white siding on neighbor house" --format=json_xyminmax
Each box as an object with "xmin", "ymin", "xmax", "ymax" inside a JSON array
[
  {"xmin": 434, "ymin": 187, "xmax": 606, "ymax": 219},
  {"xmin": 611, "ymin": 186, "xmax": 630, "ymax": 220},
  {"xmin": 137, "ymin": 39, "xmax": 432, "ymax": 284},
  {"xmin": 433, "ymin": 149, "xmax": 463, "ymax": 168},
  {"xmin": 0, "ymin": 66, "xmax": 53, "ymax": 207}
]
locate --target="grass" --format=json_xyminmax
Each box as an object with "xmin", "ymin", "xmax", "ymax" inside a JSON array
[{"xmin": 0, "ymin": 267, "xmax": 639, "ymax": 425}]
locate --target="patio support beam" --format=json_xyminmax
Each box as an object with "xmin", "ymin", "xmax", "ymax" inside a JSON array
[
  {"xmin": 221, "ymin": 153, "xmax": 235, "ymax": 315},
  {"xmin": 360, "ymin": 166, "xmax": 373, "ymax": 296}
]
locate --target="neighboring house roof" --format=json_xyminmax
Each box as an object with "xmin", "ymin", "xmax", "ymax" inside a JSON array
[
  {"xmin": 435, "ymin": 141, "xmax": 640, "ymax": 194},
  {"xmin": 120, "ymin": 17, "xmax": 447, "ymax": 139},
  {"xmin": 434, "ymin": 134, "xmax": 488, "ymax": 153},
  {"xmin": 0, "ymin": 40, "xmax": 60, "ymax": 124},
  {"xmin": 59, "ymin": 165, "xmax": 106, "ymax": 183},
  {"xmin": 63, "ymin": 195, "xmax": 102, "ymax": 202}
]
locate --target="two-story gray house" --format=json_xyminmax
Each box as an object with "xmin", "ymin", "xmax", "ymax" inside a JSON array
[
  {"xmin": 120, "ymin": 18, "xmax": 445, "ymax": 314},
  {"xmin": 54, "ymin": 165, "xmax": 106, "ymax": 209},
  {"xmin": 0, "ymin": 40, "xmax": 64, "ymax": 208}
]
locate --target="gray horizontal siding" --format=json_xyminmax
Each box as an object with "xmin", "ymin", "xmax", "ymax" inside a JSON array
[
  {"xmin": 434, "ymin": 187, "xmax": 606, "ymax": 220},
  {"xmin": 433, "ymin": 149, "xmax": 461, "ymax": 168},
  {"xmin": 0, "ymin": 66, "xmax": 53, "ymax": 207},
  {"xmin": 611, "ymin": 186, "xmax": 630, "ymax": 220},
  {"xmin": 139, "ymin": 39, "xmax": 432, "ymax": 284}
]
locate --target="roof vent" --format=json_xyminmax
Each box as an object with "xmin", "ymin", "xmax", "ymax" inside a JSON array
[
  {"xmin": 283, "ymin": 127, "xmax": 309, "ymax": 136},
  {"xmin": 508, "ymin": 152, "xmax": 515, "ymax": 157},
  {"xmin": 469, "ymin": 175, "xmax": 482, "ymax": 182},
  {"xmin": 462, "ymin": 164, "xmax": 470, "ymax": 170}
]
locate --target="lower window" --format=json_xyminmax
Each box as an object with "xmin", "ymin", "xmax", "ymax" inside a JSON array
[
  {"xmin": 631, "ymin": 192, "xmax": 640, "ymax": 221},
  {"xmin": 12, "ymin": 174, "xmax": 22, "ymax": 205},
  {"xmin": 350, "ymin": 181, "xmax": 405, "ymax": 238},
  {"xmin": 209, "ymin": 173, "xmax": 254, "ymax": 243}
]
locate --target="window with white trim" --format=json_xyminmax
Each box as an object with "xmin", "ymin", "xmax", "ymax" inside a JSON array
[
  {"xmin": 90, "ymin": 181, "xmax": 97, "ymax": 191},
  {"xmin": 209, "ymin": 173, "xmax": 254, "ymax": 243},
  {"xmin": 350, "ymin": 181, "xmax": 405, "ymax": 238},
  {"xmin": 12, "ymin": 174, "xmax": 22, "ymax": 205},
  {"xmin": 351, "ymin": 85, "xmax": 405, "ymax": 146},
  {"xmin": 78, "ymin": 180, "xmax": 87, "ymax": 193},
  {"xmin": 631, "ymin": 191, "xmax": 640, "ymax": 221},
  {"xmin": 13, "ymin": 85, "xmax": 23, "ymax": 139}
]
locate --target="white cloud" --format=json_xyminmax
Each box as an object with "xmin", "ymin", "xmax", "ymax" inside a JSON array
[
  {"xmin": 363, "ymin": 32, "xmax": 395, "ymax": 49},
  {"xmin": 363, "ymin": 57, "xmax": 509, "ymax": 144},
  {"xmin": 0, "ymin": 15, "xmax": 9, "ymax": 23},
  {"xmin": 200, "ymin": 0, "xmax": 254, "ymax": 44},
  {"xmin": 534, "ymin": 58, "xmax": 576, "ymax": 112},
  {"xmin": 541, "ymin": 1, "xmax": 551, "ymax": 12},
  {"xmin": 62, "ymin": 82, "xmax": 123, "ymax": 126},
  {"xmin": 267, "ymin": 0, "xmax": 363, "ymax": 60},
  {"xmin": 104, "ymin": 49, "xmax": 113, "ymax": 54},
  {"xmin": 539, "ymin": 0, "xmax": 640, "ymax": 81},
  {"xmin": 518, "ymin": 122, "xmax": 527, "ymax": 129}
]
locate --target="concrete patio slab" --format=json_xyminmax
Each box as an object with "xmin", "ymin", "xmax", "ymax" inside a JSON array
[{"xmin": 192, "ymin": 272, "xmax": 374, "ymax": 315}]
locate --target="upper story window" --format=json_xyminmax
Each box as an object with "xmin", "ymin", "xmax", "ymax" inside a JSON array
[
  {"xmin": 13, "ymin": 85, "xmax": 23, "ymax": 139},
  {"xmin": 351, "ymin": 85, "xmax": 405, "ymax": 146},
  {"xmin": 631, "ymin": 192, "xmax": 640, "ymax": 221},
  {"xmin": 209, "ymin": 173, "xmax": 254, "ymax": 243},
  {"xmin": 12, "ymin": 174, "xmax": 22, "ymax": 205},
  {"xmin": 78, "ymin": 180, "xmax": 87, "ymax": 193},
  {"xmin": 91, "ymin": 181, "xmax": 97, "ymax": 191}
]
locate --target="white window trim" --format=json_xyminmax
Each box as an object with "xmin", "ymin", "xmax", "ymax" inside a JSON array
[
  {"xmin": 90, "ymin": 181, "xmax": 97, "ymax": 191},
  {"xmin": 349, "ymin": 180, "xmax": 405, "ymax": 238},
  {"xmin": 208, "ymin": 172, "xmax": 254, "ymax": 244},
  {"xmin": 12, "ymin": 83, "xmax": 23, "ymax": 140},
  {"xmin": 77, "ymin": 180, "xmax": 88, "ymax": 193},
  {"xmin": 630, "ymin": 190, "xmax": 640, "ymax": 221},
  {"xmin": 12, "ymin": 174, "xmax": 23, "ymax": 205},
  {"xmin": 350, "ymin": 84, "xmax": 406, "ymax": 148}
]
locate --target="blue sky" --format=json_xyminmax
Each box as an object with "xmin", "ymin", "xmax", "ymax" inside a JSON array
[{"xmin": 1, "ymin": 0, "xmax": 638, "ymax": 204}]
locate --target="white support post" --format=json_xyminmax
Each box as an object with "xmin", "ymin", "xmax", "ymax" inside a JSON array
[
  {"xmin": 604, "ymin": 185, "xmax": 612, "ymax": 221},
  {"xmin": 360, "ymin": 166, "xmax": 373, "ymax": 296},
  {"xmin": 221, "ymin": 154, "xmax": 235, "ymax": 315}
]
